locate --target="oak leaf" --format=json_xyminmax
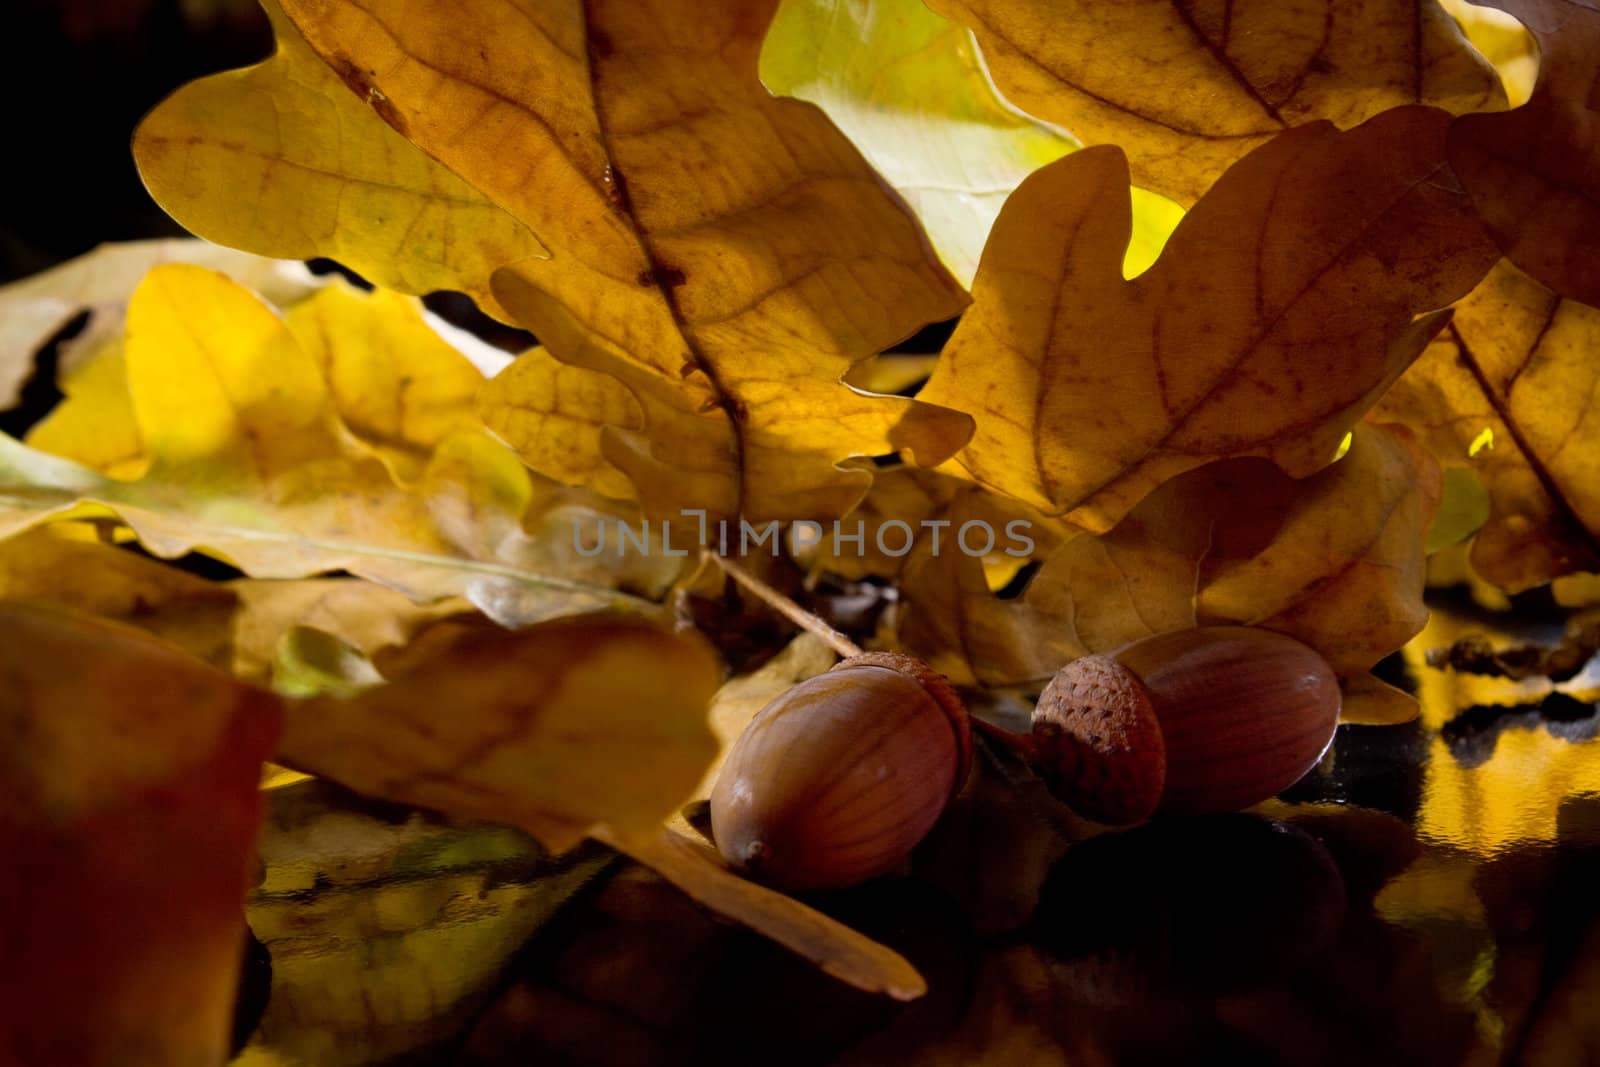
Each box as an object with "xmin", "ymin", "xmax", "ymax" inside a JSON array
[
  {"xmin": 898, "ymin": 425, "xmax": 1440, "ymax": 724},
  {"xmin": 1373, "ymin": 261, "xmax": 1600, "ymax": 591},
  {"xmin": 0, "ymin": 238, "xmax": 323, "ymax": 409},
  {"xmin": 132, "ymin": 0, "xmax": 543, "ymax": 318},
  {"xmin": 248, "ymin": 0, "xmax": 972, "ymax": 521},
  {"xmin": 0, "ymin": 264, "xmax": 647, "ymax": 622},
  {"xmin": 1447, "ymin": 0, "xmax": 1600, "ymax": 306},
  {"xmin": 760, "ymin": 0, "xmax": 1182, "ymax": 287},
  {"xmin": 918, "ymin": 108, "xmax": 1498, "ymax": 532},
  {"xmin": 279, "ymin": 614, "xmax": 721, "ymax": 851},
  {"xmin": 931, "ymin": 0, "xmax": 1506, "ymax": 204}
]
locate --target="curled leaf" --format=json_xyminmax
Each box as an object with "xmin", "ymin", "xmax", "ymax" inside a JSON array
[
  {"xmin": 1448, "ymin": 0, "xmax": 1600, "ymax": 306},
  {"xmin": 919, "ymin": 108, "xmax": 1497, "ymax": 532},
  {"xmin": 933, "ymin": 0, "xmax": 1506, "ymax": 204}
]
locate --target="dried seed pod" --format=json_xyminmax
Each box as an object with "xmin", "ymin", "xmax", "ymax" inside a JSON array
[
  {"xmin": 709, "ymin": 652, "xmax": 970, "ymax": 893},
  {"xmin": 1026, "ymin": 626, "xmax": 1342, "ymax": 824}
]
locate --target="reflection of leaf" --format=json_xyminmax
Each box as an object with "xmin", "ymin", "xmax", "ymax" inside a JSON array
[
  {"xmin": 0, "ymin": 265, "xmax": 642, "ymax": 621},
  {"xmin": 932, "ymin": 0, "xmax": 1505, "ymax": 204},
  {"xmin": 281, "ymin": 615, "xmax": 721, "ymax": 852},
  {"xmin": 247, "ymin": 780, "xmax": 614, "ymax": 1066},
  {"xmin": 1373, "ymin": 261, "xmax": 1600, "ymax": 591},
  {"xmin": 901, "ymin": 426, "xmax": 1439, "ymax": 724},
  {"xmin": 132, "ymin": 0, "xmax": 543, "ymax": 317},
  {"xmin": 919, "ymin": 109, "xmax": 1496, "ymax": 532},
  {"xmin": 257, "ymin": 0, "xmax": 971, "ymax": 522},
  {"xmin": 1448, "ymin": 0, "xmax": 1600, "ymax": 306},
  {"xmin": 0, "ymin": 603, "xmax": 280, "ymax": 1066}
]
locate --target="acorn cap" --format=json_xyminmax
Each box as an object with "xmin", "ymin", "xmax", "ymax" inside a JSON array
[{"xmin": 1030, "ymin": 654, "xmax": 1166, "ymax": 824}]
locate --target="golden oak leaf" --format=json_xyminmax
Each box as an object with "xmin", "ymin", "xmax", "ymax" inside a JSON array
[
  {"xmin": 918, "ymin": 108, "xmax": 1498, "ymax": 532},
  {"xmin": 1441, "ymin": 0, "xmax": 1540, "ymax": 106},
  {"xmin": 760, "ymin": 0, "xmax": 1181, "ymax": 285},
  {"xmin": 932, "ymin": 0, "xmax": 1506, "ymax": 204},
  {"xmin": 0, "ymin": 603, "xmax": 280, "ymax": 1067},
  {"xmin": 0, "ymin": 526, "xmax": 238, "ymax": 668},
  {"xmin": 283, "ymin": 285, "xmax": 489, "ymax": 478},
  {"xmin": 266, "ymin": 0, "xmax": 971, "ymax": 521},
  {"xmin": 25, "ymin": 333, "xmax": 145, "ymax": 478},
  {"xmin": 478, "ymin": 345, "xmax": 642, "ymax": 503},
  {"xmin": 279, "ymin": 614, "xmax": 720, "ymax": 851},
  {"xmin": 1372, "ymin": 261, "xmax": 1600, "ymax": 591},
  {"xmin": 0, "ymin": 238, "xmax": 322, "ymax": 408},
  {"xmin": 0, "ymin": 265, "xmax": 647, "ymax": 622},
  {"xmin": 898, "ymin": 425, "xmax": 1439, "ymax": 724},
  {"xmin": 1448, "ymin": 0, "xmax": 1600, "ymax": 307},
  {"xmin": 132, "ymin": 0, "xmax": 543, "ymax": 317}
]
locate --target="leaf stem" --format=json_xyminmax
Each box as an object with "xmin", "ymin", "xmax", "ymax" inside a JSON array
[{"xmin": 703, "ymin": 550, "xmax": 863, "ymax": 659}]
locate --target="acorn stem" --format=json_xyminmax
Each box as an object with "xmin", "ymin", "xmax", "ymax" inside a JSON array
[
  {"xmin": 705, "ymin": 551, "xmax": 864, "ymax": 659},
  {"xmin": 969, "ymin": 714, "xmax": 1038, "ymax": 760}
]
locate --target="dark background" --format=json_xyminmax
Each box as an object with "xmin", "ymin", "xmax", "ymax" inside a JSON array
[{"xmin": 3, "ymin": 0, "xmax": 272, "ymax": 283}]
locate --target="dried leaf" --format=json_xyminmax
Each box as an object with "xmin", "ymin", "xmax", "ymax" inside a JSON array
[
  {"xmin": 132, "ymin": 0, "xmax": 543, "ymax": 317},
  {"xmin": 0, "ymin": 603, "xmax": 280, "ymax": 1066},
  {"xmin": 0, "ymin": 238, "xmax": 321, "ymax": 407},
  {"xmin": 761, "ymin": 0, "xmax": 1192, "ymax": 286},
  {"xmin": 0, "ymin": 525, "xmax": 238, "ymax": 666},
  {"xmin": 283, "ymin": 285, "xmax": 492, "ymax": 480},
  {"xmin": 933, "ymin": 0, "xmax": 1506, "ymax": 204},
  {"xmin": 279, "ymin": 614, "xmax": 721, "ymax": 852},
  {"xmin": 1373, "ymin": 261, "xmax": 1600, "ymax": 591},
  {"xmin": 1448, "ymin": 0, "xmax": 1600, "ymax": 306},
  {"xmin": 919, "ymin": 108, "xmax": 1497, "ymax": 532},
  {"xmin": 263, "ymin": 0, "xmax": 971, "ymax": 520},
  {"xmin": 597, "ymin": 825, "xmax": 928, "ymax": 1001},
  {"xmin": 0, "ymin": 264, "xmax": 644, "ymax": 622},
  {"xmin": 900, "ymin": 425, "xmax": 1439, "ymax": 723}
]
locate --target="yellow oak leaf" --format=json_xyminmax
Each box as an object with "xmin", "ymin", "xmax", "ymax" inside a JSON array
[
  {"xmin": 266, "ymin": 0, "xmax": 972, "ymax": 521},
  {"xmin": 0, "ymin": 238, "xmax": 322, "ymax": 408},
  {"xmin": 279, "ymin": 614, "xmax": 721, "ymax": 852},
  {"xmin": 284, "ymin": 284, "xmax": 492, "ymax": 480},
  {"xmin": 760, "ymin": 0, "xmax": 1186, "ymax": 286},
  {"xmin": 918, "ymin": 109, "xmax": 1498, "ymax": 533},
  {"xmin": 1448, "ymin": 0, "xmax": 1600, "ymax": 307},
  {"xmin": 897, "ymin": 425, "xmax": 1440, "ymax": 724},
  {"xmin": 132, "ymin": 0, "xmax": 544, "ymax": 318},
  {"xmin": 25, "ymin": 333, "xmax": 146, "ymax": 479},
  {"xmin": 0, "ymin": 603, "xmax": 280, "ymax": 1067},
  {"xmin": 0, "ymin": 264, "xmax": 648, "ymax": 622},
  {"xmin": 932, "ymin": 0, "xmax": 1506, "ymax": 205},
  {"xmin": 1373, "ymin": 261, "xmax": 1600, "ymax": 591}
]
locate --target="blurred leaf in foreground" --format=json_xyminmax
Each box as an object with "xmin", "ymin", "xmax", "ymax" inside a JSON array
[{"xmin": 0, "ymin": 603, "xmax": 280, "ymax": 1066}]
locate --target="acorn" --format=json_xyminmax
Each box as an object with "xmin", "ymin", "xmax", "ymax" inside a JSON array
[
  {"xmin": 1013, "ymin": 626, "xmax": 1342, "ymax": 824},
  {"xmin": 709, "ymin": 652, "xmax": 972, "ymax": 893},
  {"xmin": 708, "ymin": 557, "xmax": 1342, "ymax": 892}
]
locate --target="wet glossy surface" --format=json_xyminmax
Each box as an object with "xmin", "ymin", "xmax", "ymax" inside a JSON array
[{"xmin": 244, "ymin": 603, "xmax": 1600, "ymax": 1066}]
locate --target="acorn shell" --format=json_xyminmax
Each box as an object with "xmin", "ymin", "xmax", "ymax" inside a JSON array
[
  {"xmin": 1032, "ymin": 627, "xmax": 1341, "ymax": 823},
  {"xmin": 709, "ymin": 655, "xmax": 970, "ymax": 892}
]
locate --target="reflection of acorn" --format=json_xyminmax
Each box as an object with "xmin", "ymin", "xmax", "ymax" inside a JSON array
[
  {"xmin": 1031, "ymin": 815, "xmax": 1345, "ymax": 1003},
  {"xmin": 229, "ymin": 926, "xmax": 272, "ymax": 1057}
]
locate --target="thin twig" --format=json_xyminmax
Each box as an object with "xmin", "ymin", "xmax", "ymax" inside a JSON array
[{"xmin": 704, "ymin": 550, "xmax": 863, "ymax": 658}]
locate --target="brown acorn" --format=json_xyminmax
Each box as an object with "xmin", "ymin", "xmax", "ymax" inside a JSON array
[
  {"xmin": 1016, "ymin": 626, "xmax": 1342, "ymax": 824},
  {"xmin": 709, "ymin": 652, "xmax": 970, "ymax": 893},
  {"xmin": 709, "ymin": 625, "xmax": 1340, "ymax": 893}
]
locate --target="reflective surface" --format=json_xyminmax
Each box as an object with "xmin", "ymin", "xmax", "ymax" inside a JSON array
[{"xmin": 243, "ymin": 603, "xmax": 1600, "ymax": 1066}]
